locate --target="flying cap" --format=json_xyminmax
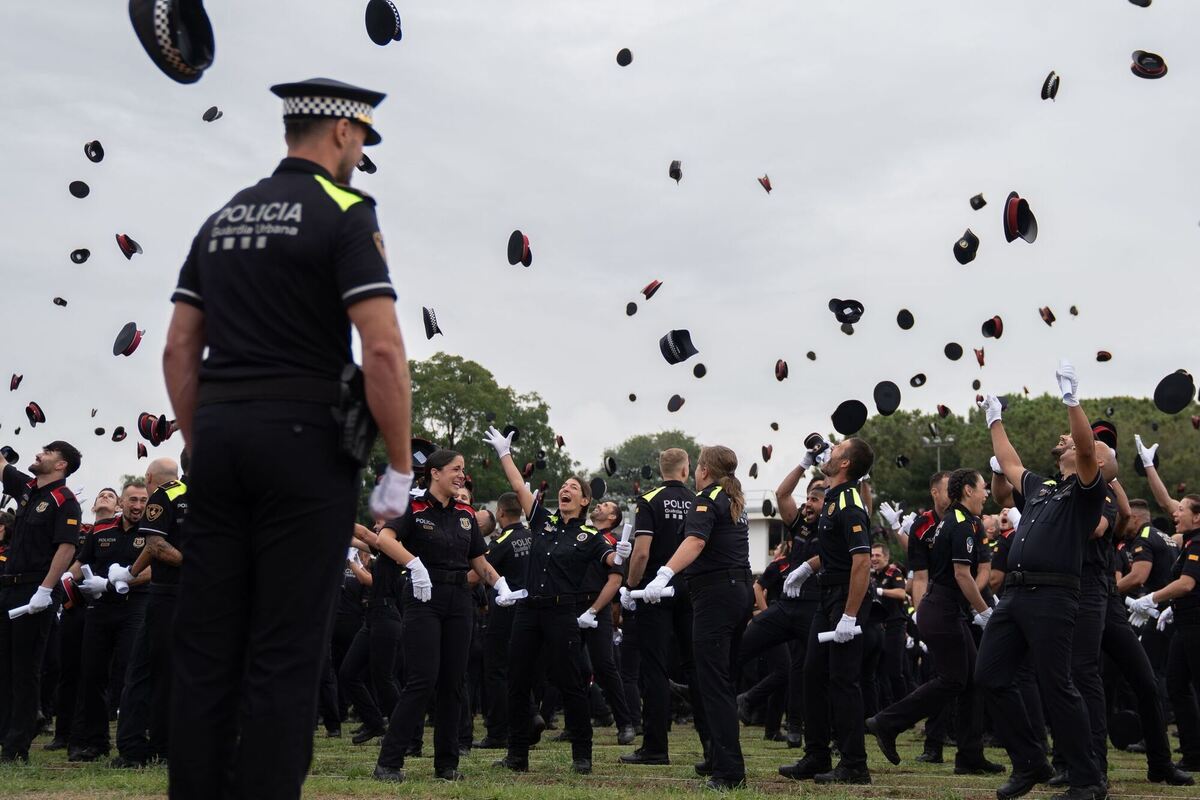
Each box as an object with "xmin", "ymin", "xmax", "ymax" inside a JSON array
[
  {"xmin": 507, "ymin": 230, "xmax": 530, "ymax": 266},
  {"xmin": 1192, "ymin": 415, "xmax": 1200, "ymax": 430},
  {"xmin": 365, "ymin": 0, "xmax": 403, "ymax": 45},
  {"xmin": 1039, "ymin": 306, "xmax": 1056, "ymax": 326},
  {"xmin": 1003, "ymin": 192, "xmax": 1038, "ymax": 243},
  {"xmin": 25, "ymin": 402, "xmax": 45, "ymax": 427},
  {"xmin": 626, "ymin": 302, "xmax": 638, "ymax": 317},
  {"xmin": 832, "ymin": 400, "xmax": 867, "ymax": 436},
  {"xmin": 692, "ymin": 363, "xmax": 707, "ymax": 379},
  {"xmin": 1153, "ymin": 370, "xmax": 1195, "ymax": 414},
  {"xmin": 1131, "ymin": 50, "xmax": 1167, "ymax": 79},
  {"xmin": 828, "ymin": 298, "xmax": 864, "ymax": 325},
  {"xmin": 112, "ymin": 427, "xmax": 127, "ymax": 442},
  {"xmin": 356, "ymin": 154, "xmax": 377, "ymax": 174},
  {"xmin": 1096, "ymin": 351, "xmax": 1112, "ymax": 362},
  {"xmin": 128, "ymin": 0, "xmax": 215, "ymax": 84},
  {"xmin": 628, "ymin": 393, "xmax": 636, "ymax": 402},
  {"xmin": 659, "ymin": 330, "xmax": 699, "ymax": 364},
  {"xmin": 116, "ymin": 234, "xmax": 143, "ymax": 260},
  {"xmin": 422, "ymin": 307, "xmax": 442, "ymax": 340},
  {"xmin": 555, "ymin": 434, "xmax": 565, "ymax": 448},
  {"xmin": 501, "ymin": 424, "xmax": 520, "ymax": 443},
  {"xmin": 667, "ymin": 394, "xmax": 685, "ymax": 412},
  {"xmin": 748, "ymin": 463, "xmax": 758, "ymax": 479},
  {"xmin": 53, "ymin": 297, "xmax": 68, "ymax": 307},
  {"xmin": 0, "ymin": 446, "xmax": 19, "ymax": 464},
  {"xmin": 1069, "ymin": 305, "xmax": 1079, "ymax": 316},
  {"xmin": 270, "ymin": 77, "xmax": 386, "ymax": 146},
  {"xmin": 590, "ymin": 477, "xmax": 607, "ymax": 501},
  {"xmin": 896, "ymin": 309, "xmax": 914, "ymax": 330},
  {"xmin": 762, "ymin": 445, "xmax": 773, "ymax": 463},
  {"xmin": 1128, "ymin": 0, "xmax": 1151, "ymax": 6},
  {"xmin": 1091, "ymin": 420, "xmax": 1118, "ymax": 450},
  {"xmin": 775, "ymin": 359, "xmax": 789, "ymax": 381},
  {"xmin": 758, "ymin": 175, "xmax": 772, "ymax": 193},
  {"xmin": 411, "ymin": 437, "xmax": 438, "ymax": 473},
  {"xmin": 974, "ymin": 347, "xmax": 985, "ymax": 368},
  {"xmin": 895, "ymin": 454, "xmax": 910, "ymax": 468},
  {"xmin": 136, "ymin": 441, "xmax": 149, "ymax": 459},
  {"xmin": 840, "ymin": 323, "xmax": 855, "ymax": 336},
  {"xmin": 936, "ymin": 404, "xmax": 951, "ymax": 418},
  {"xmin": 970, "ymin": 193, "xmax": 986, "ymax": 210},
  {"xmin": 1041, "ymin": 71, "xmax": 1060, "ymax": 100},
  {"xmin": 981, "ymin": 316, "xmax": 1004, "ymax": 339},
  {"xmin": 972, "ymin": 379, "xmax": 981, "ymax": 391},
  {"xmin": 70, "ymin": 249, "xmax": 90, "ymax": 264},
  {"xmin": 642, "ymin": 280, "xmax": 662, "ymax": 300},
  {"xmin": 873, "ymin": 381, "xmax": 901, "ymax": 416},
  {"xmin": 94, "ymin": 427, "xmax": 105, "ymax": 436},
  {"xmin": 202, "ymin": 105, "xmax": 223, "ymax": 122},
  {"xmin": 669, "ymin": 160, "xmax": 682, "ymax": 183},
  {"xmin": 640, "ymin": 465, "xmax": 653, "ymax": 479},
  {"xmin": 954, "ymin": 228, "xmax": 979, "ymax": 265},
  {"xmin": 770, "ymin": 422, "xmax": 779, "ymax": 431},
  {"xmin": 762, "ymin": 498, "xmax": 776, "ymax": 518},
  {"xmin": 9, "ymin": 374, "xmax": 21, "ymax": 391},
  {"xmin": 84, "ymin": 140, "xmax": 104, "ymax": 163},
  {"xmin": 910, "ymin": 373, "xmax": 926, "ymax": 387},
  {"xmin": 806, "ymin": 351, "xmax": 817, "ymax": 361},
  {"xmin": 616, "ymin": 48, "xmax": 632, "ymax": 67},
  {"xmin": 944, "ymin": 342, "xmax": 963, "ymax": 361},
  {"xmin": 113, "ymin": 322, "xmax": 144, "ymax": 357},
  {"xmin": 604, "ymin": 456, "xmax": 618, "ymax": 477},
  {"xmin": 69, "ymin": 181, "xmax": 90, "ymax": 199}
]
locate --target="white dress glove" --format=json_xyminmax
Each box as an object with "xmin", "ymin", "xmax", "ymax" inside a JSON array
[
  {"xmin": 482, "ymin": 425, "xmax": 514, "ymax": 460},
  {"xmin": 1134, "ymin": 435, "xmax": 1158, "ymax": 469},
  {"xmin": 878, "ymin": 502, "xmax": 902, "ymax": 531},
  {"xmin": 1128, "ymin": 593, "xmax": 1158, "ymax": 616},
  {"xmin": 1056, "ymin": 360, "xmax": 1079, "ymax": 407},
  {"xmin": 798, "ymin": 450, "xmax": 816, "ymax": 469},
  {"xmin": 899, "ymin": 512, "xmax": 916, "ymax": 535},
  {"xmin": 875, "ymin": 587, "xmax": 885, "ymax": 597},
  {"xmin": 619, "ymin": 587, "xmax": 637, "ymax": 612},
  {"xmin": 1157, "ymin": 606, "xmax": 1174, "ymax": 632},
  {"xmin": 27, "ymin": 585, "xmax": 54, "ymax": 614},
  {"xmin": 980, "ymin": 394, "xmax": 1004, "ymax": 428},
  {"xmin": 577, "ymin": 608, "xmax": 599, "ymax": 629},
  {"xmin": 641, "ymin": 566, "xmax": 674, "ymax": 604},
  {"xmin": 783, "ymin": 562, "xmax": 814, "ymax": 598},
  {"xmin": 973, "ymin": 607, "xmax": 993, "ymax": 628},
  {"xmin": 81, "ymin": 574, "xmax": 109, "ymax": 599},
  {"xmin": 832, "ymin": 613, "xmax": 858, "ymax": 643},
  {"xmin": 493, "ymin": 576, "xmax": 515, "ymax": 606},
  {"xmin": 108, "ymin": 563, "xmax": 134, "ymax": 585},
  {"xmin": 370, "ymin": 467, "xmax": 414, "ymax": 520},
  {"xmin": 614, "ymin": 540, "xmax": 632, "ymax": 561},
  {"xmin": 989, "ymin": 456, "xmax": 1002, "ymax": 473},
  {"xmin": 406, "ymin": 557, "xmax": 432, "ymax": 602},
  {"xmin": 1005, "ymin": 507, "xmax": 1021, "ymax": 530}
]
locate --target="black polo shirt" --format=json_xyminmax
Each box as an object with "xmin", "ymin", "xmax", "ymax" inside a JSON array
[
  {"xmin": 368, "ymin": 548, "xmax": 405, "ymax": 605},
  {"xmin": 1129, "ymin": 525, "xmax": 1178, "ymax": 594},
  {"xmin": 991, "ymin": 528, "xmax": 1014, "ymax": 576},
  {"xmin": 172, "ymin": 157, "xmax": 396, "ymax": 384},
  {"xmin": 816, "ymin": 481, "xmax": 871, "ymax": 580},
  {"xmin": 757, "ymin": 557, "xmax": 788, "ymax": 605},
  {"xmin": 525, "ymin": 501, "xmax": 614, "ymax": 598},
  {"xmin": 874, "ymin": 562, "xmax": 906, "ymax": 621},
  {"xmin": 782, "ymin": 514, "xmax": 822, "ymax": 602},
  {"xmin": 1114, "ymin": 538, "xmax": 1132, "ymax": 577},
  {"xmin": 76, "ymin": 517, "xmax": 145, "ymax": 600},
  {"xmin": 1171, "ymin": 532, "xmax": 1200, "ymax": 619},
  {"xmin": 683, "ymin": 484, "xmax": 750, "ymax": 577},
  {"xmin": 337, "ymin": 564, "xmax": 367, "ymax": 617},
  {"xmin": 906, "ymin": 510, "xmax": 939, "ymax": 573},
  {"xmin": 486, "ymin": 522, "xmax": 532, "ymax": 593},
  {"xmin": 633, "ymin": 480, "xmax": 694, "ymax": 589},
  {"xmin": 1005, "ymin": 469, "xmax": 1106, "ymax": 576},
  {"xmin": 581, "ymin": 527, "xmax": 623, "ymax": 594},
  {"xmin": 1, "ymin": 465, "xmax": 82, "ymax": 579},
  {"xmin": 928, "ymin": 504, "xmax": 981, "ymax": 601},
  {"xmin": 1081, "ymin": 489, "xmax": 1119, "ymax": 583},
  {"xmin": 140, "ymin": 478, "xmax": 188, "ymax": 586},
  {"xmin": 386, "ymin": 491, "xmax": 486, "ymax": 571}
]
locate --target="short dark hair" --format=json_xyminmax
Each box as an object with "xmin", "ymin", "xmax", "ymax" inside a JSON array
[
  {"xmin": 496, "ymin": 492, "xmax": 522, "ymax": 520},
  {"xmin": 283, "ymin": 117, "xmax": 336, "ymax": 145},
  {"xmin": 929, "ymin": 470, "xmax": 950, "ymax": 488},
  {"xmin": 122, "ymin": 478, "xmax": 147, "ymax": 492},
  {"xmin": 44, "ymin": 441, "xmax": 81, "ymax": 476},
  {"xmin": 604, "ymin": 501, "xmax": 623, "ymax": 529},
  {"xmin": 842, "ymin": 438, "xmax": 874, "ymax": 482},
  {"xmin": 806, "ymin": 477, "xmax": 827, "ymax": 494},
  {"xmin": 1128, "ymin": 498, "xmax": 1150, "ymax": 512},
  {"xmin": 871, "ymin": 542, "xmax": 887, "ymax": 554}
]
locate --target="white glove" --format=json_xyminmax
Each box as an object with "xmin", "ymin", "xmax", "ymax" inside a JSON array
[
  {"xmin": 614, "ymin": 540, "xmax": 632, "ymax": 561},
  {"xmin": 1134, "ymin": 435, "xmax": 1158, "ymax": 469},
  {"xmin": 911, "ymin": 609, "xmax": 919, "ymax": 627},
  {"xmin": 1128, "ymin": 593, "xmax": 1158, "ymax": 617},
  {"xmin": 81, "ymin": 574, "xmax": 109, "ymax": 599},
  {"xmin": 1005, "ymin": 507, "xmax": 1021, "ymax": 530},
  {"xmin": 406, "ymin": 557, "xmax": 432, "ymax": 603},
  {"xmin": 990, "ymin": 456, "xmax": 1002, "ymax": 473},
  {"xmin": 493, "ymin": 576, "xmax": 515, "ymax": 606},
  {"xmin": 980, "ymin": 394, "xmax": 1004, "ymax": 428},
  {"xmin": 1130, "ymin": 610, "xmax": 1151, "ymax": 629},
  {"xmin": 879, "ymin": 502, "xmax": 902, "ymax": 531},
  {"xmin": 1157, "ymin": 606, "xmax": 1174, "ymax": 632},
  {"xmin": 495, "ymin": 589, "xmax": 519, "ymax": 607},
  {"xmin": 875, "ymin": 587, "xmax": 885, "ymax": 597},
  {"xmin": 832, "ymin": 613, "xmax": 858, "ymax": 644},
  {"xmin": 899, "ymin": 512, "xmax": 916, "ymax": 535},
  {"xmin": 783, "ymin": 562, "xmax": 814, "ymax": 598},
  {"xmin": 577, "ymin": 608, "xmax": 599, "ymax": 629},
  {"xmin": 369, "ymin": 467, "xmax": 414, "ymax": 520},
  {"xmin": 108, "ymin": 563, "xmax": 133, "ymax": 594},
  {"xmin": 641, "ymin": 566, "xmax": 674, "ymax": 604},
  {"xmin": 798, "ymin": 450, "xmax": 816, "ymax": 469},
  {"xmin": 619, "ymin": 587, "xmax": 637, "ymax": 612},
  {"xmin": 905, "ymin": 635, "xmax": 915, "ymax": 650},
  {"xmin": 1056, "ymin": 359, "xmax": 1079, "ymax": 407},
  {"xmin": 27, "ymin": 586, "xmax": 53, "ymax": 614},
  {"xmin": 482, "ymin": 425, "xmax": 514, "ymax": 460},
  {"xmin": 973, "ymin": 607, "xmax": 993, "ymax": 628}
]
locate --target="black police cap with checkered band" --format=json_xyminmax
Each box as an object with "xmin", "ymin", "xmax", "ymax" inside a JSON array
[
  {"xmin": 129, "ymin": 0, "xmax": 215, "ymax": 85},
  {"xmin": 270, "ymin": 78, "xmax": 387, "ymax": 146}
]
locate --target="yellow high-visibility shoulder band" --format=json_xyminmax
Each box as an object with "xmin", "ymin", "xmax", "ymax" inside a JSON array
[{"xmin": 314, "ymin": 175, "xmax": 364, "ymax": 212}]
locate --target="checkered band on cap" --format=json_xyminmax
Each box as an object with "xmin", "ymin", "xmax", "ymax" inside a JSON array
[
  {"xmin": 154, "ymin": 0, "xmax": 198, "ymax": 77},
  {"xmin": 282, "ymin": 96, "xmax": 374, "ymax": 125},
  {"xmin": 667, "ymin": 335, "xmax": 681, "ymax": 361}
]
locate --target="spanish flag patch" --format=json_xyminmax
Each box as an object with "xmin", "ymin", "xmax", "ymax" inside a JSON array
[
  {"xmin": 67, "ymin": 518, "xmax": 78, "ymax": 526},
  {"xmin": 852, "ymin": 524, "xmax": 863, "ymax": 533},
  {"xmin": 696, "ymin": 505, "xmax": 708, "ymax": 512},
  {"xmin": 1189, "ymin": 554, "xmax": 1199, "ymax": 561}
]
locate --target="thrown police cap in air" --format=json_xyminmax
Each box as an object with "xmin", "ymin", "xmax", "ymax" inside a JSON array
[
  {"xmin": 1003, "ymin": 192, "xmax": 1038, "ymax": 243},
  {"xmin": 1128, "ymin": 0, "xmax": 1151, "ymax": 5},
  {"xmin": 501, "ymin": 424, "xmax": 520, "ymax": 443},
  {"xmin": 137, "ymin": 441, "xmax": 149, "ymax": 459},
  {"xmin": 969, "ymin": 193, "xmax": 986, "ymax": 210},
  {"xmin": 806, "ymin": 351, "xmax": 816, "ymax": 361},
  {"xmin": 775, "ymin": 359, "xmax": 789, "ymax": 381},
  {"xmin": 84, "ymin": 140, "xmax": 104, "ymax": 163},
  {"xmin": 692, "ymin": 363, "xmax": 707, "ymax": 379},
  {"xmin": 668, "ymin": 160, "xmax": 682, "ymax": 184},
  {"xmin": 71, "ymin": 249, "xmax": 90, "ymax": 264},
  {"xmin": 590, "ymin": 477, "xmax": 607, "ymax": 501},
  {"xmin": 113, "ymin": 322, "xmax": 144, "ymax": 357},
  {"xmin": 411, "ymin": 437, "xmax": 438, "ymax": 472},
  {"xmin": 1069, "ymin": 305, "xmax": 1079, "ymax": 317},
  {"xmin": 1131, "ymin": 50, "xmax": 1167, "ymax": 79},
  {"xmin": 896, "ymin": 309, "xmax": 914, "ymax": 330},
  {"xmin": 53, "ymin": 297, "xmax": 68, "ymax": 307},
  {"xmin": 770, "ymin": 421, "xmax": 779, "ymax": 431},
  {"xmin": 974, "ymin": 347, "xmax": 985, "ymax": 368},
  {"xmin": 642, "ymin": 279, "xmax": 662, "ymax": 300},
  {"xmin": 1153, "ymin": 370, "xmax": 1195, "ymax": 414},
  {"xmin": 116, "ymin": 233, "xmax": 143, "ymax": 260},
  {"xmin": 129, "ymin": 0, "xmax": 215, "ymax": 84},
  {"xmin": 616, "ymin": 48, "xmax": 633, "ymax": 67},
  {"xmin": 604, "ymin": 456, "xmax": 618, "ymax": 477},
  {"xmin": 111, "ymin": 426, "xmax": 127, "ymax": 442},
  {"xmin": 1091, "ymin": 420, "xmax": 1118, "ymax": 450},
  {"xmin": 944, "ymin": 342, "xmax": 963, "ymax": 361},
  {"xmin": 422, "ymin": 307, "xmax": 442, "ymax": 340},
  {"xmin": 138, "ymin": 412, "xmax": 172, "ymax": 446},
  {"xmin": 981, "ymin": 315, "xmax": 1004, "ymax": 339},
  {"xmin": 748, "ymin": 463, "xmax": 758, "ymax": 479},
  {"xmin": 507, "ymin": 230, "xmax": 531, "ymax": 267},
  {"xmin": 641, "ymin": 464, "xmax": 653, "ymax": 480},
  {"xmin": 365, "ymin": 0, "xmax": 403, "ymax": 45},
  {"xmin": 94, "ymin": 427, "xmax": 105, "ymax": 436},
  {"xmin": 895, "ymin": 454, "xmax": 910, "ymax": 468},
  {"xmin": 972, "ymin": 379, "xmax": 982, "ymax": 391},
  {"xmin": 758, "ymin": 174, "xmax": 772, "ymax": 193},
  {"xmin": 936, "ymin": 404, "xmax": 951, "ymax": 418},
  {"xmin": 762, "ymin": 445, "xmax": 773, "ymax": 463},
  {"xmin": 202, "ymin": 105, "xmax": 223, "ymax": 122},
  {"xmin": 1192, "ymin": 415, "xmax": 1200, "ymax": 430},
  {"xmin": 954, "ymin": 228, "xmax": 979, "ymax": 265},
  {"xmin": 762, "ymin": 498, "xmax": 776, "ymax": 518},
  {"xmin": 0, "ymin": 446, "xmax": 18, "ymax": 465},
  {"xmin": 1096, "ymin": 350, "xmax": 1112, "ymax": 362},
  {"xmin": 828, "ymin": 298, "xmax": 864, "ymax": 325},
  {"xmin": 9, "ymin": 374, "xmax": 21, "ymax": 391},
  {"xmin": 628, "ymin": 393, "xmax": 637, "ymax": 402},
  {"xmin": 873, "ymin": 381, "xmax": 901, "ymax": 416},
  {"xmin": 910, "ymin": 373, "xmax": 926, "ymax": 388},
  {"xmin": 667, "ymin": 394, "xmax": 685, "ymax": 413},
  {"xmin": 1041, "ymin": 71, "xmax": 1060, "ymax": 101},
  {"xmin": 659, "ymin": 329, "xmax": 699, "ymax": 365},
  {"xmin": 270, "ymin": 78, "xmax": 386, "ymax": 146},
  {"xmin": 69, "ymin": 181, "xmax": 90, "ymax": 199},
  {"xmin": 1039, "ymin": 306, "xmax": 1056, "ymax": 326},
  {"xmin": 25, "ymin": 402, "xmax": 45, "ymax": 427},
  {"xmin": 831, "ymin": 399, "xmax": 868, "ymax": 436}
]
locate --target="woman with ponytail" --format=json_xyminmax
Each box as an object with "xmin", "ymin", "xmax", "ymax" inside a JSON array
[{"xmin": 641, "ymin": 445, "xmax": 752, "ymax": 790}]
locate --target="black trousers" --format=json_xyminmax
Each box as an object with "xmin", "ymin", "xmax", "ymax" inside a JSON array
[
  {"xmin": 1167, "ymin": 622, "xmax": 1200, "ymax": 763},
  {"xmin": 53, "ymin": 604, "xmax": 85, "ymax": 742},
  {"xmin": 577, "ymin": 601, "xmax": 632, "ymax": 729},
  {"xmin": 803, "ymin": 586, "xmax": 869, "ymax": 770},
  {"xmin": 116, "ymin": 598, "xmax": 153, "ymax": 762},
  {"xmin": 861, "ymin": 621, "xmax": 884, "ymax": 719},
  {"xmin": 879, "ymin": 619, "xmax": 908, "ymax": 708},
  {"xmin": 1101, "ymin": 590, "xmax": 1173, "ymax": 770},
  {"xmin": 1051, "ymin": 581, "xmax": 1107, "ymax": 775},
  {"xmin": 975, "ymin": 585, "xmax": 1101, "ymax": 788},
  {"xmin": 617, "ymin": 610, "xmax": 642, "ymax": 729},
  {"xmin": 737, "ymin": 599, "xmax": 816, "ymax": 739},
  {"xmin": 739, "ymin": 617, "xmax": 790, "ymax": 727},
  {"xmin": 690, "ymin": 577, "xmax": 752, "ymax": 783},
  {"xmin": 77, "ymin": 595, "xmax": 147, "ymax": 752},
  {"xmin": 874, "ymin": 587, "xmax": 984, "ymax": 760},
  {"xmin": 339, "ymin": 605, "xmax": 402, "ymax": 731},
  {"xmin": 330, "ymin": 612, "xmax": 361, "ymax": 721},
  {"xmin": 40, "ymin": 609, "xmax": 60, "ymax": 723},
  {"xmin": 506, "ymin": 603, "xmax": 592, "ymax": 763},
  {"xmin": 482, "ymin": 603, "xmax": 515, "ymax": 742},
  {"xmin": 636, "ymin": 588, "xmax": 707, "ymax": 757},
  {"xmin": 168, "ymin": 400, "xmax": 359, "ymax": 800},
  {"xmin": 0, "ymin": 586, "xmax": 54, "ymax": 757},
  {"xmin": 377, "ymin": 583, "xmax": 473, "ymax": 772}
]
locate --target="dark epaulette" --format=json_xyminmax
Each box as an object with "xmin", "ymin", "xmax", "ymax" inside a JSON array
[
  {"xmin": 410, "ymin": 499, "xmax": 430, "ymax": 513},
  {"xmin": 50, "ymin": 486, "xmax": 75, "ymax": 506},
  {"xmin": 453, "ymin": 501, "xmax": 474, "ymax": 514},
  {"xmin": 92, "ymin": 519, "xmax": 120, "ymax": 533}
]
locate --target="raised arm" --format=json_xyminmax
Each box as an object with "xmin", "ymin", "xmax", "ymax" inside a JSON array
[
  {"xmin": 483, "ymin": 427, "xmax": 534, "ymax": 517},
  {"xmin": 1136, "ymin": 435, "xmax": 1180, "ymax": 515},
  {"xmin": 981, "ymin": 395, "xmax": 1025, "ymax": 489},
  {"xmin": 775, "ymin": 460, "xmax": 808, "ymax": 528}
]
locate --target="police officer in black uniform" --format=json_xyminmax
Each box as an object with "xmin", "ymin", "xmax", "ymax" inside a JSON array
[
  {"xmin": 620, "ymin": 447, "xmax": 702, "ymax": 767},
  {"xmin": 1119, "ymin": 500, "xmax": 1179, "ymax": 693},
  {"xmin": 975, "ymin": 367, "xmax": 1107, "ymax": 800},
  {"xmin": 483, "ymin": 426, "xmax": 629, "ymax": 776},
  {"xmin": 871, "ymin": 544, "xmax": 909, "ymax": 709},
  {"xmin": 0, "ymin": 441, "xmax": 82, "ymax": 763},
  {"xmin": 474, "ymin": 492, "xmax": 531, "ymax": 749},
  {"xmin": 778, "ymin": 436, "xmax": 875, "ymax": 785},
  {"xmin": 162, "ymin": 77, "xmax": 414, "ymax": 800},
  {"xmin": 642, "ymin": 445, "xmax": 752, "ymax": 790},
  {"xmin": 373, "ymin": 449, "xmax": 508, "ymax": 783}
]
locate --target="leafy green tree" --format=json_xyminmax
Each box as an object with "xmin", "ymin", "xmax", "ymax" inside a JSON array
[{"xmin": 594, "ymin": 431, "xmax": 702, "ymax": 504}]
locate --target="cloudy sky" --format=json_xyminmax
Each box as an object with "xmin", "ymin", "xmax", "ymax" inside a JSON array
[{"xmin": 1, "ymin": 0, "xmax": 1196, "ymax": 508}]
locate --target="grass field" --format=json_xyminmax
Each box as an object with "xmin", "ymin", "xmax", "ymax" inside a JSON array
[{"xmin": 0, "ymin": 719, "xmax": 1193, "ymax": 799}]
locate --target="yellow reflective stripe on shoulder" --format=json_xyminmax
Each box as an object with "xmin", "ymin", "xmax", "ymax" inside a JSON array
[
  {"xmin": 1140, "ymin": 526, "xmax": 1151, "ymax": 539},
  {"xmin": 955, "ymin": 509, "xmax": 966, "ymax": 523},
  {"xmin": 850, "ymin": 488, "xmax": 864, "ymax": 510},
  {"xmin": 163, "ymin": 482, "xmax": 187, "ymax": 502},
  {"xmin": 1044, "ymin": 479, "xmax": 1057, "ymax": 486},
  {"xmin": 314, "ymin": 175, "xmax": 364, "ymax": 212},
  {"xmin": 708, "ymin": 486, "xmax": 723, "ymax": 500},
  {"xmin": 495, "ymin": 530, "xmax": 512, "ymax": 545},
  {"xmin": 581, "ymin": 525, "xmax": 597, "ymax": 534},
  {"xmin": 642, "ymin": 486, "xmax": 665, "ymax": 502}
]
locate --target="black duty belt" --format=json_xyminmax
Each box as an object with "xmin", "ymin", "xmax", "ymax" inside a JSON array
[
  {"xmin": 0, "ymin": 573, "xmax": 44, "ymax": 588},
  {"xmin": 686, "ymin": 568, "xmax": 752, "ymax": 591},
  {"xmin": 817, "ymin": 572, "xmax": 851, "ymax": 587},
  {"xmin": 426, "ymin": 568, "xmax": 469, "ymax": 587},
  {"xmin": 524, "ymin": 593, "xmax": 585, "ymax": 608},
  {"xmin": 367, "ymin": 598, "xmax": 397, "ymax": 609},
  {"xmin": 148, "ymin": 584, "xmax": 179, "ymax": 596},
  {"xmin": 1003, "ymin": 571, "xmax": 1080, "ymax": 591},
  {"xmin": 197, "ymin": 377, "xmax": 341, "ymax": 406},
  {"xmin": 573, "ymin": 592, "xmax": 600, "ymax": 606}
]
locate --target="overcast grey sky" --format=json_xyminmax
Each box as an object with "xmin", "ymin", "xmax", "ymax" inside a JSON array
[{"xmin": 1, "ymin": 0, "xmax": 1196, "ymax": 507}]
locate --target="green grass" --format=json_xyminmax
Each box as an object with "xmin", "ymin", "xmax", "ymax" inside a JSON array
[{"xmin": 0, "ymin": 719, "xmax": 1192, "ymax": 799}]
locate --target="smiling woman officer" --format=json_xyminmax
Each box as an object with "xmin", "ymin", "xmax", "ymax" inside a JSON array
[
  {"xmin": 481, "ymin": 425, "xmax": 631, "ymax": 776},
  {"xmin": 371, "ymin": 449, "xmax": 510, "ymax": 784}
]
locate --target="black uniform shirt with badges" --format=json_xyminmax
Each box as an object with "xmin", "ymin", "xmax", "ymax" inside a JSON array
[
  {"xmin": 1081, "ymin": 488, "xmax": 1119, "ymax": 583},
  {"xmin": 816, "ymin": 480, "xmax": 871, "ymax": 580},
  {"xmin": 874, "ymin": 562, "xmax": 907, "ymax": 620},
  {"xmin": 1005, "ymin": 468, "xmax": 1106, "ymax": 577},
  {"xmin": 1170, "ymin": 531, "xmax": 1200, "ymax": 619},
  {"xmin": 171, "ymin": 157, "xmax": 396, "ymax": 384},
  {"xmin": 782, "ymin": 514, "xmax": 822, "ymax": 601},
  {"xmin": 634, "ymin": 480, "xmax": 694, "ymax": 588},
  {"xmin": 580, "ymin": 527, "xmax": 624, "ymax": 595},
  {"xmin": 367, "ymin": 548, "xmax": 405, "ymax": 605},
  {"xmin": 682, "ymin": 484, "xmax": 750, "ymax": 577},
  {"xmin": 1129, "ymin": 524, "xmax": 1178, "ymax": 594},
  {"xmin": 486, "ymin": 522, "xmax": 532, "ymax": 594},
  {"xmin": 76, "ymin": 517, "xmax": 145, "ymax": 599},
  {"xmin": 1, "ymin": 464, "xmax": 81, "ymax": 579},
  {"xmin": 927, "ymin": 503, "xmax": 981, "ymax": 600},
  {"xmin": 905, "ymin": 509, "xmax": 939, "ymax": 573},
  {"xmin": 525, "ymin": 500, "xmax": 614, "ymax": 598},
  {"xmin": 337, "ymin": 561, "xmax": 368, "ymax": 616},
  {"xmin": 140, "ymin": 478, "xmax": 188, "ymax": 586},
  {"xmin": 386, "ymin": 491, "xmax": 485, "ymax": 572}
]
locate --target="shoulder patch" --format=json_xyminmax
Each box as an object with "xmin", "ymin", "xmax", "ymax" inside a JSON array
[
  {"xmin": 145, "ymin": 504, "xmax": 164, "ymax": 522},
  {"xmin": 164, "ymin": 482, "xmax": 187, "ymax": 501},
  {"xmin": 580, "ymin": 525, "xmax": 597, "ymax": 534}
]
